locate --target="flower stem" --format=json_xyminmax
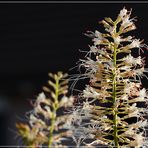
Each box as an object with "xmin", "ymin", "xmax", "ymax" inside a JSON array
[
  {"xmin": 48, "ymin": 110, "xmax": 56, "ymax": 148},
  {"xmin": 48, "ymin": 78, "xmax": 59, "ymax": 148},
  {"xmin": 112, "ymin": 30, "xmax": 119, "ymax": 147}
]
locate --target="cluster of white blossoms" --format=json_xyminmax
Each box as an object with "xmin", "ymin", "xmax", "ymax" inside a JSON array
[
  {"xmin": 75, "ymin": 7, "xmax": 148, "ymax": 147},
  {"xmin": 122, "ymin": 54, "xmax": 143, "ymax": 67},
  {"xmin": 16, "ymin": 8, "xmax": 148, "ymax": 148},
  {"xmin": 83, "ymin": 85, "xmax": 100, "ymax": 99}
]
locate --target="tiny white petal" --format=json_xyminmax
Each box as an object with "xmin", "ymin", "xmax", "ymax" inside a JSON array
[{"xmin": 119, "ymin": 8, "xmax": 128, "ymax": 18}]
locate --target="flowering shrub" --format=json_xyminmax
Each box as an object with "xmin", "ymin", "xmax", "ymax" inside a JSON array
[{"xmin": 16, "ymin": 8, "xmax": 148, "ymax": 148}]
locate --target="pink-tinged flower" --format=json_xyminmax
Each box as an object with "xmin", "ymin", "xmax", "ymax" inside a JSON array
[
  {"xmin": 124, "ymin": 54, "xmax": 134, "ymax": 63},
  {"xmin": 86, "ymin": 30, "xmax": 109, "ymax": 46},
  {"xmin": 128, "ymin": 39, "xmax": 141, "ymax": 49},
  {"xmin": 85, "ymin": 30, "xmax": 106, "ymax": 46},
  {"xmin": 114, "ymin": 36, "xmax": 121, "ymax": 44},
  {"xmin": 94, "ymin": 30, "xmax": 103, "ymax": 39},
  {"xmin": 134, "ymin": 56, "xmax": 143, "ymax": 65},
  {"xmin": 119, "ymin": 65, "xmax": 131, "ymax": 71},
  {"xmin": 118, "ymin": 8, "xmax": 136, "ymax": 30},
  {"xmin": 122, "ymin": 36, "xmax": 133, "ymax": 42},
  {"xmin": 105, "ymin": 26, "xmax": 115, "ymax": 35},
  {"xmin": 83, "ymin": 85, "xmax": 100, "ymax": 98},
  {"xmin": 123, "ymin": 103, "xmax": 140, "ymax": 118},
  {"xmin": 124, "ymin": 54, "xmax": 143, "ymax": 66},
  {"xmin": 124, "ymin": 82, "xmax": 140, "ymax": 97},
  {"xmin": 119, "ymin": 8, "xmax": 128, "ymax": 18},
  {"xmin": 121, "ymin": 16, "xmax": 134, "ymax": 28},
  {"xmin": 89, "ymin": 45, "xmax": 98, "ymax": 54},
  {"xmin": 132, "ymin": 67, "xmax": 146, "ymax": 81},
  {"xmin": 93, "ymin": 38, "xmax": 102, "ymax": 46},
  {"xmin": 79, "ymin": 57, "xmax": 99, "ymax": 76}
]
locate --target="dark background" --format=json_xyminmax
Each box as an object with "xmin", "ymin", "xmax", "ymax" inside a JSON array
[{"xmin": 0, "ymin": 2, "xmax": 148, "ymax": 146}]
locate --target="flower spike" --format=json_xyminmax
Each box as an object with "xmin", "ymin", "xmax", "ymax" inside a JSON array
[
  {"xmin": 73, "ymin": 7, "xmax": 148, "ymax": 147},
  {"xmin": 16, "ymin": 72, "xmax": 75, "ymax": 147}
]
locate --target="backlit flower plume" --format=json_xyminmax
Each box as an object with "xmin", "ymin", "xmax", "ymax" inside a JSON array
[{"xmin": 73, "ymin": 7, "xmax": 148, "ymax": 147}]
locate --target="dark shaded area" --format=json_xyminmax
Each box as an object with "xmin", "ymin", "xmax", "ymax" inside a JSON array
[{"xmin": 0, "ymin": 3, "xmax": 147, "ymax": 145}]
